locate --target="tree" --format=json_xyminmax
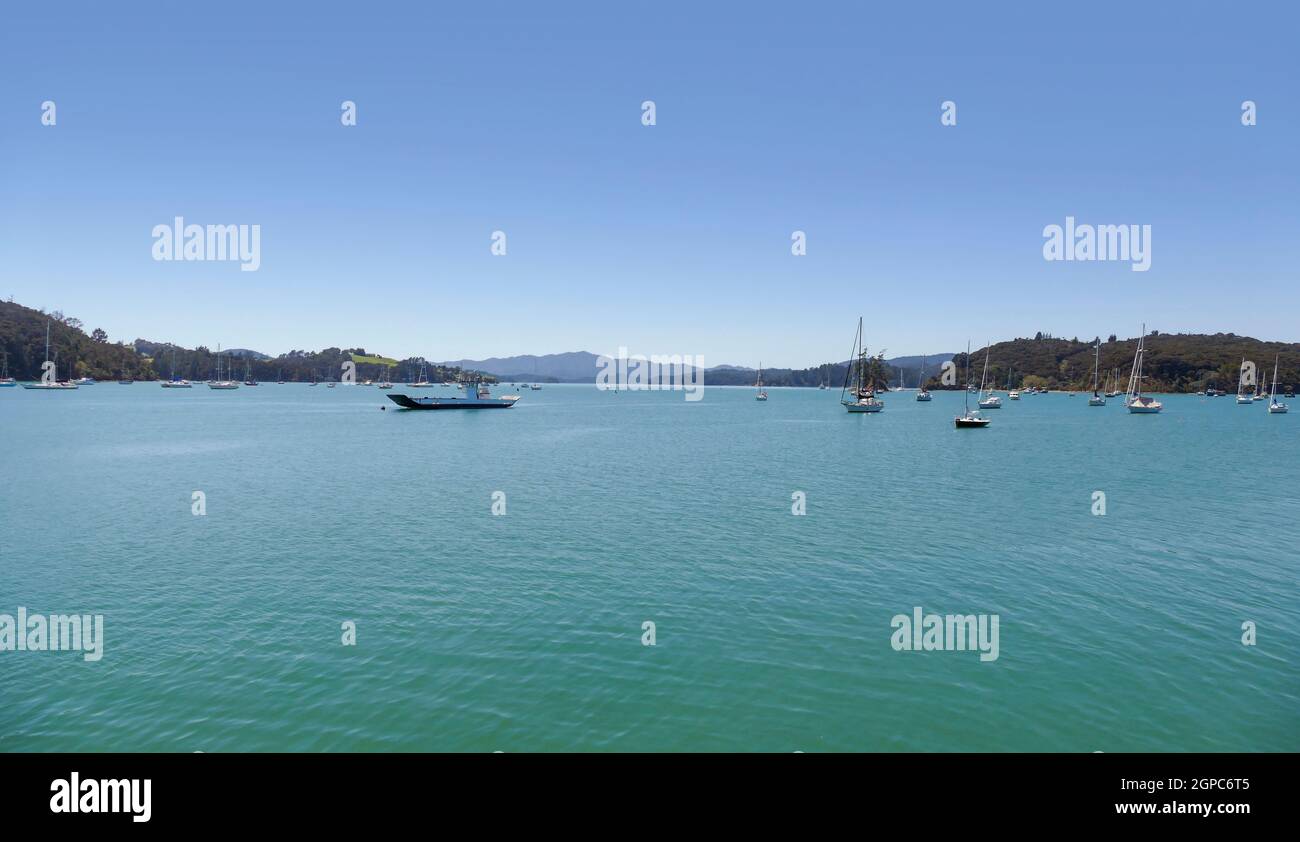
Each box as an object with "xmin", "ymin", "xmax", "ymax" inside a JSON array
[{"xmin": 91, "ymin": 328, "xmax": 108, "ymax": 343}]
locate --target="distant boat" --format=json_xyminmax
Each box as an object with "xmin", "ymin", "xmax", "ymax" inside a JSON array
[
  {"xmin": 388, "ymin": 381, "xmax": 519, "ymax": 409},
  {"xmin": 73, "ymin": 377, "xmax": 96, "ymax": 386},
  {"xmin": 819, "ymin": 364, "xmax": 828, "ymax": 390},
  {"xmin": 22, "ymin": 320, "xmax": 79, "ymax": 390},
  {"xmin": 1268, "ymin": 355, "xmax": 1288, "ymax": 414},
  {"xmin": 1106, "ymin": 367, "xmax": 1123, "ymax": 398},
  {"xmin": 161, "ymin": 348, "xmax": 192, "ymax": 387},
  {"xmin": 755, "ymin": 362, "xmax": 768, "ymax": 401},
  {"xmin": 117, "ymin": 377, "xmax": 134, "ymax": 385},
  {"xmin": 408, "ymin": 362, "xmax": 437, "ymax": 388},
  {"xmin": 0, "ymin": 351, "xmax": 15, "ymax": 386},
  {"xmin": 1125, "ymin": 327, "xmax": 1161, "ymax": 413},
  {"xmin": 243, "ymin": 359, "xmax": 258, "ymax": 386},
  {"xmin": 1088, "ymin": 343, "xmax": 1106, "ymax": 406},
  {"xmin": 207, "ymin": 344, "xmax": 239, "ymax": 389},
  {"xmin": 1236, "ymin": 358, "xmax": 1254, "ymax": 404},
  {"xmin": 916, "ymin": 355, "xmax": 932, "ymax": 401},
  {"xmin": 377, "ymin": 365, "xmax": 394, "ymax": 389},
  {"xmin": 955, "ymin": 341, "xmax": 990, "ymax": 428},
  {"xmin": 976, "ymin": 345, "xmax": 1001, "ymax": 409},
  {"xmin": 841, "ymin": 317, "xmax": 883, "ymax": 413}
]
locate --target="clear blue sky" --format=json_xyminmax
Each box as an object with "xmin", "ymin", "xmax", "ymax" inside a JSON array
[{"xmin": 2, "ymin": 1, "xmax": 1296, "ymax": 367}]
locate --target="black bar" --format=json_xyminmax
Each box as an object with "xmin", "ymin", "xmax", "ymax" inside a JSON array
[{"xmin": 1, "ymin": 752, "xmax": 1283, "ymax": 828}]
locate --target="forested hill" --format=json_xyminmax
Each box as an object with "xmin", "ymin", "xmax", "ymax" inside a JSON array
[
  {"xmin": 0, "ymin": 300, "xmax": 146, "ymax": 380},
  {"xmin": 931, "ymin": 332, "xmax": 1300, "ymax": 393},
  {"xmin": 0, "ymin": 300, "xmax": 487, "ymax": 383}
]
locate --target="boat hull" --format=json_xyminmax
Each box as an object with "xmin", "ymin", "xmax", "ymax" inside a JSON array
[
  {"xmin": 955, "ymin": 417, "xmax": 990, "ymax": 428},
  {"xmin": 388, "ymin": 393, "xmax": 518, "ymax": 410}
]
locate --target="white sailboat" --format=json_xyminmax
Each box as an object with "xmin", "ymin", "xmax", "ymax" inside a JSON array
[
  {"xmin": 1106, "ymin": 367, "xmax": 1122, "ymax": 398},
  {"xmin": 841, "ymin": 318, "xmax": 883, "ymax": 412},
  {"xmin": 0, "ymin": 351, "xmax": 15, "ymax": 386},
  {"xmin": 1236, "ymin": 359, "xmax": 1254, "ymax": 404},
  {"xmin": 1125, "ymin": 327, "xmax": 1161, "ymax": 413},
  {"xmin": 976, "ymin": 344, "xmax": 1000, "ymax": 409},
  {"xmin": 21, "ymin": 320, "xmax": 79, "ymax": 390},
  {"xmin": 955, "ymin": 341, "xmax": 990, "ymax": 428},
  {"xmin": 1268, "ymin": 354, "xmax": 1288, "ymax": 414},
  {"xmin": 1088, "ymin": 342, "xmax": 1106, "ymax": 406},
  {"xmin": 207, "ymin": 344, "xmax": 239, "ymax": 389},
  {"xmin": 916, "ymin": 355, "xmax": 932, "ymax": 401},
  {"xmin": 755, "ymin": 362, "xmax": 768, "ymax": 401},
  {"xmin": 161, "ymin": 347, "xmax": 192, "ymax": 387}
]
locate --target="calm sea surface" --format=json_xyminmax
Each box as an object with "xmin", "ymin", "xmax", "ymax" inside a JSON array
[{"xmin": 1, "ymin": 383, "xmax": 1296, "ymax": 751}]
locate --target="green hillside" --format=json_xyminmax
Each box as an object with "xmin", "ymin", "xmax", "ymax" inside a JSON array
[
  {"xmin": 1, "ymin": 300, "xmax": 490, "ymax": 383},
  {"xmin": 929, "ymin": 332, "xmax": 1300, "ymax": 393}
]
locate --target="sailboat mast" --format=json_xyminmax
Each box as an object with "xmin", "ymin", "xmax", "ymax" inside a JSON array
[
  {"xmin": 1093, "ymin": 342, "xmax": 1100, "ymax": 396},
  {"xmin": 978, "ymin": 342, "xmax": 990, "ymax": 396},
  {"xmin": 964, "ymin": 342, "xmax": 971, "ymax": 413}
]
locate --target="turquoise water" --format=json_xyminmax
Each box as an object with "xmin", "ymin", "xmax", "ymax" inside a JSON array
[{"xmin": 1, "ymin": 384, "xmax": 1296, "ymax": 752}]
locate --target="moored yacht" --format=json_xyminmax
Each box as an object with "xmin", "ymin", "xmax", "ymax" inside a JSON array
[
  {"xmin": 915, "ymin": 356, "xmax": 932, "ymax": 401},
  {"xmin": 207, "ymin": 345, "xmax": 239, "ymax": 389},
  {"xmin": 1267, "ymin": 355, "xmax": 1288, "ymax": 414},
  {"xmin": 976, "ymin": 345, "xmax": 1000, "ymax": 409},
  {"xmin": 21, "ymin": 321, "xmax": 79, "ymax": 390},
  {"xmin": 1125, "ymin": 327, "xmax": 1162, "ymax": 413},
  {"xmin": 1088, "ymin": 342, "xmax": 1106, "ymax": 405},
  {"xmin": 955, "ymin": 342, "xmax": 990, "ymax": 428},
  {"xmin": 841, "ymin": 318, "xmax": 883, "ymax": 412},
  {"xmin": 1235, "ymin": 359, "xmax": 1254, "ymax": 404}
]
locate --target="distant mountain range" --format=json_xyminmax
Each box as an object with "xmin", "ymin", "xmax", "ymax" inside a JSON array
[{"xmin": 438, "ymin": 352, "xmax": 956, "ymax": 387}]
